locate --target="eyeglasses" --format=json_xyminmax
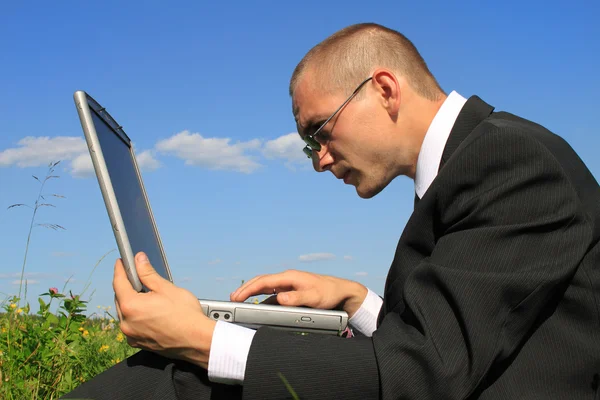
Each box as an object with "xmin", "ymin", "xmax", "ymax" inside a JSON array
[{"xmin": 302, "ymin": 76, "xmax": 373, "ymax": 158}]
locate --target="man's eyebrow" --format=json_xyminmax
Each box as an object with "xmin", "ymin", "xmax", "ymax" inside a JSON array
[
  {"xmin": 294, "ymin": 103, "xmax": 329, "ymax": 137},
  {"xmin": 299, "ymin": 116, "xmax": 327, "ymax": 137}
]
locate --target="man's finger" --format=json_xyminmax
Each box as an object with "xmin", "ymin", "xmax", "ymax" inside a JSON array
[
  {"xmin": 232, "ymin": 275, "xmax": 297, "ymax": 301},
  {"xmin": 113, "ymin": 258, "xmax": 137, "ymax": 299},
  {"xmin": 261, "ymin": 290, "xmax": 317, "ymax": 308},
  {"xmin": 114, "ymin": 295, "xmax": 124, "ymax": 322},
  {"xmin": 134, "ymin": 252, "xmax": 167, "ymax": 291},
  {"xmin": 231, "ymin": 274, "xmax": 268, "ymax": 300},
  {"xmin": 276, "ymin": 290, "xmax": 315, "ymax": 308}
]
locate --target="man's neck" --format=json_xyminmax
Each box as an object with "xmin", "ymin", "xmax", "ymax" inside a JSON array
[{"xmin": 401, "ymin": 93, "xmax": 448, "ymax": 180}]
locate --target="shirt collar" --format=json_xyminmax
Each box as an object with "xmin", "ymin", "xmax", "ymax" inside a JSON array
[{"xmin": 414, "ymin": 90, "xmax": 467, "ymax": 199}]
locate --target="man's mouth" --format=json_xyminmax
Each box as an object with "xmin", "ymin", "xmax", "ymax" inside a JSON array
[{"xmin": 343, "ymin": 170, "xmax": 351, "ymax": 184}]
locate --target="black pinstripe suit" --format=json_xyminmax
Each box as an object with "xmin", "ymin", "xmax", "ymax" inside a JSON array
[
  {"xmin": 63, "ymin": 96, "xmax": 600, "ymax": 399},
  {"xmin": 243, "ymin": 96, "xmax": 600, "ymax": 399}
]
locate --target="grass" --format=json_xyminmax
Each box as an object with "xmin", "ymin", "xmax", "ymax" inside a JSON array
[
  {"xmin": 0, "ymin": 160, "xmax": 140, "ymax": 399},
  {"xmin": 0, "ymin": 292, "xmax": 139, "ymax": 399}
]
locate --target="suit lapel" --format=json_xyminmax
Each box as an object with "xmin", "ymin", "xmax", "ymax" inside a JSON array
[{"xmin": 380, "ymin": 95, "xmax": 495, "ymax": 324}]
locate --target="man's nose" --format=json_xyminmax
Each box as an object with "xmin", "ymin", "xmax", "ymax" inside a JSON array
[{"xmin": 313, "ymin": 146, "xmax": 334, "ymax": 172}]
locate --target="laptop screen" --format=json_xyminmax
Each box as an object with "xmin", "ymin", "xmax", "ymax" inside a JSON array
[{"xmin": 90, "ymin": 109, "xmax": 171, "ymax": 283}]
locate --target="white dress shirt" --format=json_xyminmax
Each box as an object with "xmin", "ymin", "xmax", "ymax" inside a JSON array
[
  {"xmin": 207, "ymin": 90, "xmax": 468, "ymax": 385},
  {"xmin": 415, "ymin": 91, "xmax": 468, "ymax": 199}
]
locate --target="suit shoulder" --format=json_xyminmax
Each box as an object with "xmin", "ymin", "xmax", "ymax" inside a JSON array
[
  {"xmin": 462, "ymin": 112, "xmax": 599, "ymax": 205},
  {"xmin": 481, "ymin": 111, "xmax": 574, "ymax": 155}
]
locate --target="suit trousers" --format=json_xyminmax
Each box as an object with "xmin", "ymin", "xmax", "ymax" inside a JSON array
[{"xmin": 61, "ymin": 350, "xmax": 243, "ymax": 400}]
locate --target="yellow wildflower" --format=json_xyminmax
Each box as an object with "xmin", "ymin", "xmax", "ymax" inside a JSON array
[
  {"xmin": 1, "ymin": 327, "xmax": 6, "ymax": 333},
  {"xmin": 109, "ymin": 318, "xmax": 115, "ymax": 324},
  {"xmin": 99, "ymin": 344, "xmax": 110, "ymax": 353},
  {"xmin": 10, "ymin": 303, "xmax": 16, "ymax": 309},
  {"xmin": 78, "ymin": 327, "xmax": 84, "ymax": 331},
  {"xmin": 116, "ymin": 332, "xmax": 124, "ymax": 342},
  {"xmin": 111, "ymin": 358, "xmax": 121, "ymax": 364},
  {"xmin": 82, "ymin": 330, "xmax": 89, "ymax": 337},
  {"xmin": 16, "ymin": 308, "xmax": 23, "ymax": 314}
]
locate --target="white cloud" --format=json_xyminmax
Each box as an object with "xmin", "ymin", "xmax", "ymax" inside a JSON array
[
  {"xmin": 70, "ymin": 145, "xmax": 159, "ymax": 178},
  {"xmin": 0, "ymin": 272, "xmax": 48, "ymax": 279},
  {"xmin": 0, "ymin": 135, "xmax": 159, "ymax": 178},
  {"xmin": 156, "ymin": 130, "xmax": 262, "ymax": 174},
  {"xmin": 355, "ymin": 272, "xmax": 368, "ymax": 277},
  {"xmin": 343, "ymin": 255, "xmax": 353, "ymax": 261},
  {"xmin": 0, "ymin": 136, "xmax": 87, "ymax": 168},
  {"xmin": 11, "ymin": 279, "xmax": 40, "ymax": 285},
  {"xmin": 69, "ymin": 152, "xmax": 94, "ymax": 178},
  {"xmin": 208, "ymin": 258, "xmax": 222, "ymax": 265},
  {"xmin": 262, "ymin": 133, "xmax": 307, "ymax": 169},
  {"xmin": 298, "ymin": 253, "xmax": 336, "ymax": 263},
  {"xmin": 136, "ymin": 150, "xmax": 161, "ymax": 171},
  {"xmin": 215, "ymin": 277, "xmax": 226, "ymax": 282},
  {"xmin": 1, "ymin": 131, "xmax": 313, "ymax": 177}
]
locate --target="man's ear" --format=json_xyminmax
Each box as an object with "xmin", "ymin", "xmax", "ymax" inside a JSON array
[{"xmin": 371, "ymin": 68, "xmax": 401, "ymax": 117}]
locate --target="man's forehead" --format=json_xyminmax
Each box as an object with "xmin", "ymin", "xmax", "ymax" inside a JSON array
[
  {"xmin": 292, "ymin": 79, "xmax": 312, "ymax": 121},
  {"xmin": 291, "ymin": 87, "xmax": 313, "ymax": 134},
  {"xmin": 292, "ymin": 81, "xmax": 334, "ymax": 133},
  {"xmin": 293, "ymin": 102, "xmax": 324, "ymax": 137}
]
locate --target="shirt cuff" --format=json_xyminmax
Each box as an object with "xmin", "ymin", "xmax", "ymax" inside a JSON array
[
  {"xmin": 348, "ymin": 288, "xmax": 383, "ymax": 337},
  {"xmin": 207, "ymin": 320, "xmax": 256, "ymax": 385}
]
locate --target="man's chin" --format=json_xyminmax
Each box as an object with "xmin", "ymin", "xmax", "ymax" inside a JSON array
[
  {"xmin": 355, "ymin": 184, "xmax": 378, "ymax": 199},
  {"xmin": 355, "ymin": 180, "xmax": 388, "ymax": 199}
]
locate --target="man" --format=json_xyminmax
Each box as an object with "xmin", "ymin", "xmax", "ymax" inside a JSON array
[{"xmin": 64, "ymin": 22, "xmax": 600, "ymax": 399}]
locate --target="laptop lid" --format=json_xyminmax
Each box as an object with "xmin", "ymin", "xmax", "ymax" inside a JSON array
[{"xmin": 74, "ymin": 90, "xmax": 173, "ymax": 292}]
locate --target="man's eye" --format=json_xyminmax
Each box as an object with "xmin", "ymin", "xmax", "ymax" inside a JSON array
[{"xmin": 315, "ymin": 131, "xmax": 329, "ymax": 144}]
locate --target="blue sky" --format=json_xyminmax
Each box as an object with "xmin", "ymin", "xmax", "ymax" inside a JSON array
[{"xmin": 1, "ymin": 1, "xmax": 599, "ymax": 315}]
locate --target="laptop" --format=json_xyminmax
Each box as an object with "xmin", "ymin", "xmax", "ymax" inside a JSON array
[{"xmin": 73, "ymin": 90, "xmax": 349, "ymax": 335}]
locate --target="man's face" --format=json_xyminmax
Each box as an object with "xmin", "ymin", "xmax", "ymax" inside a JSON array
[{"xmin": 293, "ymin": 76, "xmax": 401, "ymax": 199}]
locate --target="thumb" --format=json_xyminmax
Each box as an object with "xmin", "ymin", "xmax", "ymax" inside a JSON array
[{"xmin": 134, "ymin": 252, "xmax": 165, "ymax": 291}]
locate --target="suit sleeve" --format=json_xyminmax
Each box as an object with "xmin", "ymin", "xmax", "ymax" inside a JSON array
[{"xmin": 242, "ymin": 126, "xmax": 593, "ymax": 399}]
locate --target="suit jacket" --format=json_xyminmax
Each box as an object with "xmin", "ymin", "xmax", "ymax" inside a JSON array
[{"xmin": 243, "ymin": 96, "xmax": 600, "ymax": 399}]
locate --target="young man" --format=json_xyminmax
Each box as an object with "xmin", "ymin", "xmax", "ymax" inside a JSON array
[{"xmin": 64, "ymin": 23, "xmax": 600, "ymax": 399}]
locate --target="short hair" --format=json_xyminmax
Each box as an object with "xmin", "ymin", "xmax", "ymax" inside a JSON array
[{"xmin": 290, "ymin": 23, "xmax": 444, "ymax": 101}]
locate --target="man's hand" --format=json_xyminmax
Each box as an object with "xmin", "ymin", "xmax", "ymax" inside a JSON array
[
  {"xmin": 230, "ymin": 270, "xmax": 368, "ymax": 317},
  {"xmin": 113, "ymin": 252, "xmax": 216, "ymax": 369}
]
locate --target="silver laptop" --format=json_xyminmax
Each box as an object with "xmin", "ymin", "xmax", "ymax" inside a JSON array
[{"xmin": 73, "ymin": 90, "xmax": 348, "ymax": 335}]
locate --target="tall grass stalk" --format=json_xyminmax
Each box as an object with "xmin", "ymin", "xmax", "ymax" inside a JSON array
[{"xmin": 8, "ymin": 160, "xmax": 65, "ymax": 306}]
